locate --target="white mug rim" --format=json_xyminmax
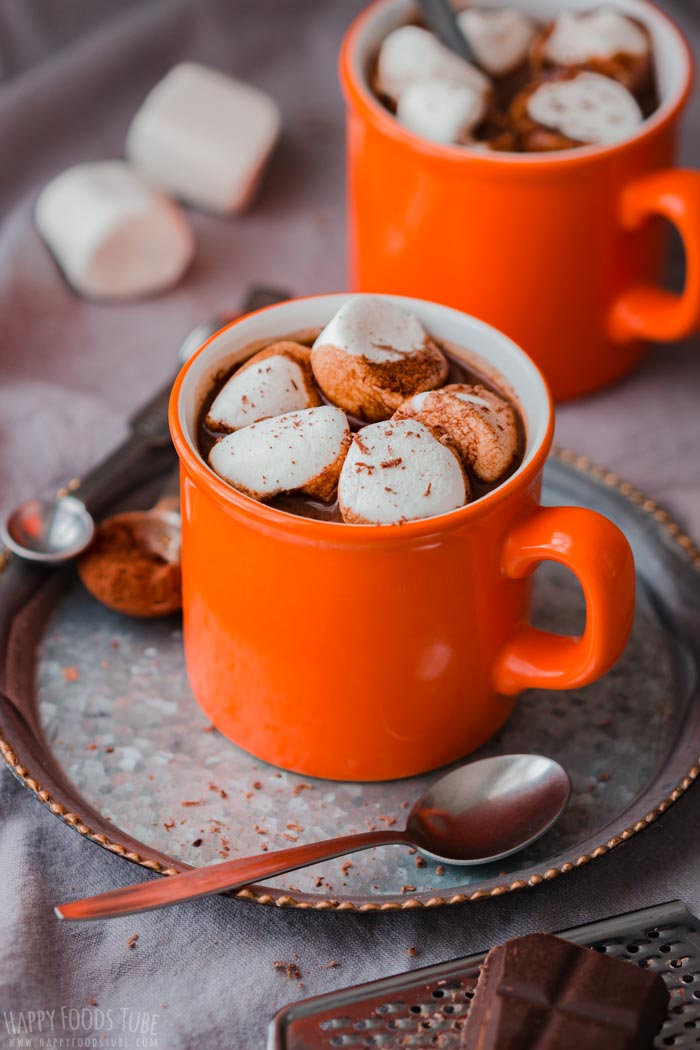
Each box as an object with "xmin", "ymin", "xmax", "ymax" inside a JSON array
[{"xmin": 171, "ymin": 294, "xmax": 554, "ymax": 538}]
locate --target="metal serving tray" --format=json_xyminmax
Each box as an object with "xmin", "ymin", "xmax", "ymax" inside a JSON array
[{"xmin": 1, "ymin": 449, "xmax": 699, "ymax": 911}]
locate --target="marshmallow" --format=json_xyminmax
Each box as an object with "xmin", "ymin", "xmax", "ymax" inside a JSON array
[
  {"xmin": 34, "ymin": 161, "xmax": 194, "ymax": 300},
  {"xmin": 311, "ymin": 296, "xmax": 449, "ymax": 423},
  {"xmin": 521, "ymin": 72, "xmax": 643, "ymax": 147},
  {"xmin": 338, "ymin": 419, "xmax": 468, "ymax": 525},
  {"xmin": 543, "ymin": 9, "xmax": 648, "ymax": 66},
  {"xmin": 457, "ymin": 9, "xmax": 538, "ymax": 76},
  {"xmin": 205, "ymin": 342, "xmax": 321, "ymax": 432},
  {"xmin": 126, "ymin": 62, "xmax": 281, "ymax": 215},
  {"xmin": 394, "ymin": 384, "xmax": 519, "ymax": 482},
  {"xmin": 209, "ymin": 406, "xmax": 351, "ymax": 503},
  {"xmin": 396, "ymin": 78, "xmax": 486, "ymax": 145},
  {"xmin": 375, "ymin": 25, "xmax": 490, "ymax": 106}
]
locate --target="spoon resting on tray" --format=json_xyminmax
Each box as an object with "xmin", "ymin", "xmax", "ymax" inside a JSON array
[{"xmin": 55, "ymin": 754, "xmax": 570, "ymax": 921}]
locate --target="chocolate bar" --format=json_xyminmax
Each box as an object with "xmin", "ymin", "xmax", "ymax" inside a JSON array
[{"xmin": 463, "ymin": 933, "xmax": 669, "ymax": 1049}]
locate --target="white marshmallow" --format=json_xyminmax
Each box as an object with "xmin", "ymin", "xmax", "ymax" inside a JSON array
[
  {"xmin": 376, "ymin": 25, "xmax": 490, "ymax": 106},
  {"xmin": 544, "ymin": 9, "xmax": 648, "ymax": 66},
  {"xmin": 395, "ymin": 384, "xmax": 519, "ymax": 482},
  {"xmin": 209, "ymin": 406, "xmax": 350, "ymax": 503},
  {"xmin": 397, "ymin": 78, "xmax": 486, "ymax": 144},
  {"xmin": 34, "ymin": 161, "xmax": 193, "ymax": 300},
  {"xmin": 526, "ymin": 72, "xmax": 643, "ymax": 144},
  {"xmin": 457, "ymin": 9, "xmax": 537, "ymax": 76},
  {"xmin": 311, "ymin": 296, "xmax": 448, "ymax": 422},
  {"xmin": 314, "ymin": 295, "xmax": 429, "ymax": 365},
  {"xmin": 206, "ymin": 343, "xmax": 320, "ymax": 432},
  {"xmin": 338, "ymin": 419, "xmax": 468, "ymax": 525},
  {"xmin": 126, "ymin": 62, "xmax": 281, "ymax": 215}
]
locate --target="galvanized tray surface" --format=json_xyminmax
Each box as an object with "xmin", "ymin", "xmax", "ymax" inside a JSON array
[
  {"xmin": 269, "ymin": 900, "xmax": 700, "ymax": 1049},
  {"xmin": 1, "ymin": 449, "xmax": 699, "ymax": 910}
]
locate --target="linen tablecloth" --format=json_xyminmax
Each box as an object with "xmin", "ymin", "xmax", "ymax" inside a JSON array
[{"xmin": 1, "ymin": 2, "xmax": 699, "ymax": 1047}]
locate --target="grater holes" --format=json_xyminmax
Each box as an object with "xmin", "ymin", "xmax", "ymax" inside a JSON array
[{"xmin": 321, "ymin": 1018, "xmax": 353, "ymax": 1031}]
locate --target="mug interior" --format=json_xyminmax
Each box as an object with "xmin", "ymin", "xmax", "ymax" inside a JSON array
[
  {"xmin": 347, "ymin": 0, "xmax": 690, "ymax": 160},
  {"xmin": 176, "ymin": 293, "xmax": 551, "ymax": 523}
]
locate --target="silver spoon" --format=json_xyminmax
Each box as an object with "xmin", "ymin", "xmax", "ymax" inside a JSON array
[
  {"xmin": 417, "ymin": 0, "xmax": 478, "ymax": 65},
  {"xmin": 55, "ymin": 754, "xmax": 570, "ymax": 921},
  {"xmin": 0, "ymin": 288, "xmax": 289, "ymax": 564}
]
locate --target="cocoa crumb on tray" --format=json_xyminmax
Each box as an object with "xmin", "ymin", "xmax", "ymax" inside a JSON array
[
  {"xmin": 127, "ymin": 934, "xmax": 139, "ymax": 950},
  {"xmin": 401, "ymin": 884, "xmax": 416, "ymax": 893},
  {"xmin": 407, "ymin": 946, "xmax": 417, "ymax": 957},
  {"xmin": 63, "ymin": 666, "xmax": 80, "ymax": 682},
  {"xmin": 180, "ymin": 799, "xmax": 204, "ymax": 807},
  {"xmin": 292, "ymin": 783, "xmax": 313, "ymax": 796}
]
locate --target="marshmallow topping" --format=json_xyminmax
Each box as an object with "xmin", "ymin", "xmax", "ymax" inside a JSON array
[
  {"xmin": 339, "ymin": 419, "xmax": 469, "ymax": 525},
  {"xmin": 395, "ymin": 384, "xmax": 519, "ymax": 482},
  {"xmin": 525, "ymin": 71, "xmax": 643, "ymax": 145},
  {"xmin": 311, "ymin": 296, "xmax": 448, "ymax": 422},
  {"xmin": 457, "ymin": 8, "xmax": 537, "ymax": 76},
  {"xmin": 209, "ymin": 406, "xmax": 351, "ymax": 503},
  {"xmin": 205, "ymin": 342, "xmax": 321, "ymax": 432},
  {"xmin": 375, "ymin": 25, "xmax": 490, "ymax": 106}
]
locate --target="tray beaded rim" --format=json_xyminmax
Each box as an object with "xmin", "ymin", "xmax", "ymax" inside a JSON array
[{"xmin": 1, "ymin": 446, "xmax": 699, "ymax": 912}]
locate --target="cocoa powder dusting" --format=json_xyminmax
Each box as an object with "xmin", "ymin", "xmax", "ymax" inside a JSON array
[{"xmin": 78, "ymin": 518, "xmax": 181, "ymax": 619}]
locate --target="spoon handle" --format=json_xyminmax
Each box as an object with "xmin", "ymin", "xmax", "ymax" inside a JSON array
[
  {"xmin": 417, "ymin": 0, "xmax": 476, "ymax": 64},
  {"xmin": 55, "ymin": 829, "xmax": 407, "ymax": 921}
]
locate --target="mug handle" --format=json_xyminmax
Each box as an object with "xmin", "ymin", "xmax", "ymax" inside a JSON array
[
  {"xmin": 493, "ymin": 506, "xmax": 635, "ymax": 696},
  {"xmin": 609, "ymin": 169, "xmax": 700, "ymax": 344}
]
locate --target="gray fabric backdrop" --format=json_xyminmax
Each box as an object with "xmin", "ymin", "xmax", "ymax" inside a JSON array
[{"xmin": 1, "ymin": 2, "xmax": 699, "ymax": 1048}]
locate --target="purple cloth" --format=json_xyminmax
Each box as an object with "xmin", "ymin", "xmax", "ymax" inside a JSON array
[{"xmin": 0, "ymin": 2, "xmax": 699, "ymax": 1048}]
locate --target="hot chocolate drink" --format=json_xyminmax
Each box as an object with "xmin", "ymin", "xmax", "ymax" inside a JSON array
[
  {"xmin": 371, "ymin": 5, "xmax": 659, "ymax": 153},
  {"xmin": 197, "ymin": 296, "xmax": 524, "ymax": 524}
]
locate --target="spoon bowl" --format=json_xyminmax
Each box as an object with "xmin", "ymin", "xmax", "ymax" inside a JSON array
[
  {"xmin": 407, "ymin": 754, "xmax": 571, "ymax": 865},
  {"xmin": 1, "ymin": 496, "xmax": 94, "ymax": 563}
]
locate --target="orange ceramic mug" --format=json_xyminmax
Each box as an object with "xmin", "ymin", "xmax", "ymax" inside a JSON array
[
  {"xmin": 169, "ymin": 294, "xmax": 635, "ymax": 781},
  {"xmin": 340, "ymin": 0, "xmax": 700, "ymax": 402}
]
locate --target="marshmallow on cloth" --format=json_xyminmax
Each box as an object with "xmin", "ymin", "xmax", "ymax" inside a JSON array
[
  {"xmin": 395, "ymin": 384, "xmax": 519, "ymax": 482},
  {"xmin": 311, "ymin": 296, "xmax": 448, "ymax": 423},
  {"xmin": 126, "ymin": 62, "xmax": 281, "ymax": 214},
  {"xmin": 209, "ymin": 406, "xmax": 351, "ymax": 503},
  {"xmin": 375, "ymin": 25, "xmax": 490, "ymax": 107},
  {"xmin": 457, "ymin": 9, "xmax": 538, "ymax": 77},
  {"xmin": 510, "ymin": 71, "xmax": 643, "ymax": 150},
  {"xmin": 34, "ymin": 161, "xmax": 193, "ymax": 300},
  {"xmin": 531, "ymin": 9, "xmax": 652, "ymax": 97},
  {"xmin": 397, "ymin": 78, "xmax": 486, "ymax": 145},
  {"xmin": 206, "ymin": 342, "xmax": 321, "ymax": 432},
  {"xmin": 339, "ymin": 419, "xmax": 468, "ymax": 525}
]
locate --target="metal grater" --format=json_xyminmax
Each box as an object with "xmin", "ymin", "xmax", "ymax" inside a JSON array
[{"xmin": 269, "ymin": 900, "xmax": 700, "ymax": 1049}]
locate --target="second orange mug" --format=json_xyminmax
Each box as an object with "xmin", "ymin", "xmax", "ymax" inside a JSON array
[
  {"xmin": 340, "ymin": 0, "xmax": 700, "ymax": 401},
  {"xmin": 170, "ymin": 294, "xmax": 636, "ymax": 781}
]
